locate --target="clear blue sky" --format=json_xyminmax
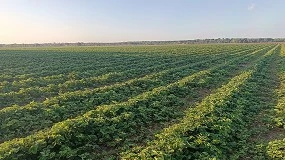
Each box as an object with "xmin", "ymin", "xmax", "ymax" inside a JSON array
[{"xmin": 0, "ymin": 0, "xmax": 284, "ymax": 43}]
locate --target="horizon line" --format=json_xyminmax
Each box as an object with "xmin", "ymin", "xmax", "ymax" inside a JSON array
[{"xmin": 1, "ymin": 37, "xmax": 285, "ymax": 45}]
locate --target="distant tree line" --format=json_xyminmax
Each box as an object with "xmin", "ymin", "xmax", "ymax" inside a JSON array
[{"xmin": 1, "ymin": 38, "xmax": 285, "ymax": 47}]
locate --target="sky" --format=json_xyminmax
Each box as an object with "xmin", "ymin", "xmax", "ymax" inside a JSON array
[{"xmin": 0, "ymin": 0, "xmax": 284, "ymax": 44}]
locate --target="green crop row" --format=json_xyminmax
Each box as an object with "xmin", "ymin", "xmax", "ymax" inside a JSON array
[
  {"xmin": 121, "ymin": 45, "xmax": 279, "ymax": 160},
  {"xmin": 0, "ymin": 45, "xmax": 276, "ymax": 159},
  {"xmin": 0, "ymin": 46, "xmax": 260, "ymax": 108},
  {"xmin": 266, "ymin": 45, "xmax": 285, "ymax": 159},
  {"xmin": 0, "ymin": 44, "xmax": 255, "ymax": 90},
  {"xmin": 0, "ymin": 54, "xmax": 168, "ymax": 91},
  {"xmin": 0, "ymin": 55, "xmax": 191, "ymax": 107},
  {"xmin": 0, "ymin": 46, "xmax": 256, "ymax": 142},
  {"xmin": 1, "ymin": 44, "xmax": 248, "ymax": 81}
]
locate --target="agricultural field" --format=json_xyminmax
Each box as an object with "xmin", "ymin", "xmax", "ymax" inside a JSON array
[{"xmin": 0, "ymin": 44, "xmax": 285, "ymax": 159}]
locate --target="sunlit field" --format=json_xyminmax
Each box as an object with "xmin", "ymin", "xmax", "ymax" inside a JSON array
[{"xmin": 0, "ymin": 44, "xmax": 285, "ymax": 159}]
